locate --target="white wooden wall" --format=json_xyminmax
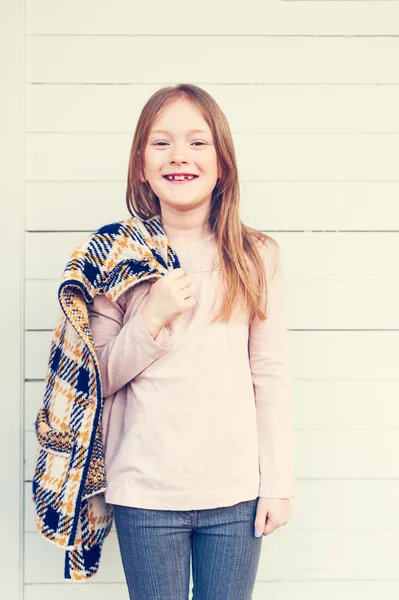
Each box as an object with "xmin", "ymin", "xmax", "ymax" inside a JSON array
[
  {"xmin": 0, "ymin": 2, "xmax": 24, "ymax": 599},
  {"xmin": 2, "ymin": 0, "xmax": 399, "ymax": 598}
]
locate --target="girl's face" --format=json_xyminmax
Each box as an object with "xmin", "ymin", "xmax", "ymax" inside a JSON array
[{"xmin": 141, "ymin": 99, "xmax": 221, "ymax": 212}]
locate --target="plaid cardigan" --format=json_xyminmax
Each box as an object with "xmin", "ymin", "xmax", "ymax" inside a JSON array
[{"xmin": 31, "ymin": 214, "xmax": 181, "ymax": 580}]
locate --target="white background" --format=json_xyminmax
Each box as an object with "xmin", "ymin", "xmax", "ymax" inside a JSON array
[{"xmin": 1, "ymin": 0, "xmax": 399, "ymax": 598}]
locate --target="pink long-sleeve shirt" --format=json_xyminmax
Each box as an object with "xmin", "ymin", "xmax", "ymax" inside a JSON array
[{"xmin": 88, "ymin": 232, "xmax": 295, "ymax": 510}]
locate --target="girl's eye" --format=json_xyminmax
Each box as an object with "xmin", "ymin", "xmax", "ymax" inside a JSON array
[{"xmin": 153, "ymin": 141, "xmax": 206, "ymax": 147}]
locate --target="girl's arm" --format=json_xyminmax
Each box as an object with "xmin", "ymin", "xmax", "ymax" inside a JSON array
[
  {"xmin": 248, "ymin": 248, "xmax": 295, "ymax": 499},
  {"xmin": 88, "ymin": 293, "xmax": 171, "ymax": 397}
]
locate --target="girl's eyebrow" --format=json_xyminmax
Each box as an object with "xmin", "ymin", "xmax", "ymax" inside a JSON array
[{"xmin": 150, "ymin": 128, "xmax": 208, "ymax": 135}]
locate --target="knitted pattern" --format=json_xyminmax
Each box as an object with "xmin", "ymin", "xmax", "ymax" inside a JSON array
[{"xmin": 31, "ymin": 214, "xmax": 181, "ymax": 580}]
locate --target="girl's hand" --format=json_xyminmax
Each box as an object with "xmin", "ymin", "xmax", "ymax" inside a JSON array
[
  {"xmin": 142, "ymin": 268, "xmax": 197, "ymax": 329},
  {"xmin": 254, "ymin": 497, "xmax": 292, "ymax": 537}
]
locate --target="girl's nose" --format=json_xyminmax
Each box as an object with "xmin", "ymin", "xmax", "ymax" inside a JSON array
[{"xmin": 170, "ymin": 145, "xmax": 188, "ymax": 163}]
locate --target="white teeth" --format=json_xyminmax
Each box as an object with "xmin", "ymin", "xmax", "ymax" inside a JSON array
[{"xmin": 165, "ymin": 175, "xmax": 196, "ymax": 181}]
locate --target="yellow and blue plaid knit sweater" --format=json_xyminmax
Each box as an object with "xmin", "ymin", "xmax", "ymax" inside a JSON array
[{"xmin": 32, "ymin": 214, "xmax": 181, "ymax": 580}]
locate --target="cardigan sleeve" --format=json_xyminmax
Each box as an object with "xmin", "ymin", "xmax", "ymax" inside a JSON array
[
  {"xmin": 248, "ymin": 244, "xmax": 295, "ymax": 499},
  {"xmin": 88, "ymin": 294, "xmax": 171, "ymax": 397}
]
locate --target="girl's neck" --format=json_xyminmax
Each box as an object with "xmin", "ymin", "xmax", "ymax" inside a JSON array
[{"xmin": 162, "ymin": 221, "xmax": 213, "ymax": 248}]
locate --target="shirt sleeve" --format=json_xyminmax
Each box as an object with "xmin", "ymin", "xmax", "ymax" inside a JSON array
[
  {"xmin": 248, "ymin": 244, "xmax": 296, "ymax": 499},
  {"xmin": 88, "ymin": 293, "xmax": 171, "ymax": 397}
]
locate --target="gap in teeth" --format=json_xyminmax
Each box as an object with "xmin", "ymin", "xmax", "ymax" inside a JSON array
[{"xmin": 166, "ymin": 175, "xmax": 195, "ymax": 180}]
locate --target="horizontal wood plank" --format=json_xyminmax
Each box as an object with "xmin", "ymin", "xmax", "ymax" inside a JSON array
[
  {"xmin": 26, "ymin": 37, "xmax": 399, "ymax": 84},
  {"xmin": 24, "ymin": 527, "xmax": 399, "ymax": 583},
  {"xmin": 24, "ymin": 425, "xmax": 399, "ymax": 483},
  {"xmin": 24, "ymin": 232, "xmax": 399, "ymax": 281},
  {"xmin": 24, "ymin": 480, "xmax": 399, "ymax": 533},
  {"xmin": 25, "ymin": 278, "xmax": 399, "ymax": 331},
  {"xmin": 25, "ymin": 181, "xmax": 399, "ymax": 232},
  {"xmin": 23, "ymin": 581, "xmax": 399, "ymax": 600},
  {"xmin": 24, "ymin": 584, "xmax": 129, "ymax": 600},
  {"xmin": 25, "ymin": 132, "xmax": 399, "ymax": 182},
  {"xmin": 26, "ymin": 84, "xmax": 399, "ymax": 133},
  {"xmin": 24, "ymin": 379, "xmax": 399, "ymax": 434},
  {"xmin": 24, "ymin": 327, "xmax": 399, "ymax": 381},
  {"xmin": 25, "ymin": 0, "xmax": 399, "ymax": 35}
]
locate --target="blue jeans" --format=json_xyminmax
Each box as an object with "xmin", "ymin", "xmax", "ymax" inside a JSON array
[{"xmin": 113, "ymin": 498, "xmax": 263, "ymax": 600}]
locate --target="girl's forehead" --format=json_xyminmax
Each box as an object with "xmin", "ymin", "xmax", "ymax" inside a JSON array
[{"xmin": 151, "ymin": 102, "xmax": 210, "ymax": 133}]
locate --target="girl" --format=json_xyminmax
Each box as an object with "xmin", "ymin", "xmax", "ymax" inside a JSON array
[{"xmin": 88, "ymin": 83, "xmax": 295, "ymax": 600}]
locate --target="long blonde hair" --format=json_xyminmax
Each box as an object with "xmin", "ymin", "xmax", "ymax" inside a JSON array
[{"xmin": 126, "ymin": 83, "xmax": 280, "ymax": 325}]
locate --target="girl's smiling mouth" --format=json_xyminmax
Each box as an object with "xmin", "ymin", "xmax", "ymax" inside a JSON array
[{"xmin": 163, "ymin": 174, "xmax": 199, "ymax": 184}]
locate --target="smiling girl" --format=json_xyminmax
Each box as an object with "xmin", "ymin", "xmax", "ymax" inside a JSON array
[{"xmin": 88, "ymin": 83, "xmax": 295, "ymax": 600}]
